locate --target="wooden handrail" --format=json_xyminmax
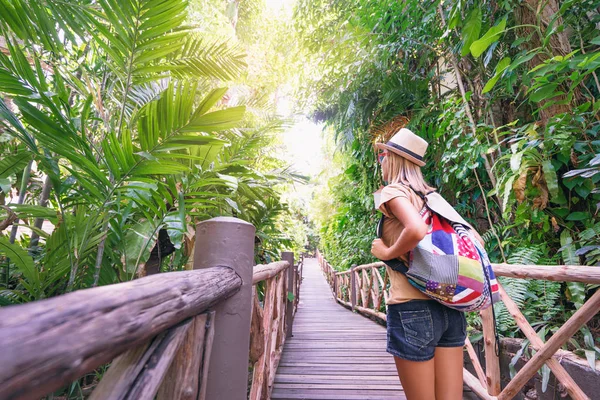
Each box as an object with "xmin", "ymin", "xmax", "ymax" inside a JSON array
[
  {"xmin": 253, "ymin": 260, "xmax": 290, "ymax": 284},
  {"xmin": 0, "ymin": 267, "xmax": 241, "ymax": 400},
  {"xmin": 0, "ymin": 217, "xmax": 304, "ymax": 400},
  {"xmin": 317, "ymin": 249, "xmax": 598, "ymax": 400},
  {"xmin": 491, "ymin": 263, "xmax": 600, "ymax": 284}
]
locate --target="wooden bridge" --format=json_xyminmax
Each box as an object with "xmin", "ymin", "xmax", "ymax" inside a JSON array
[
  {"xmin": 272, "ymin": 257, "xmax": 403, "ymax": 400},
  {"xmin": 0, "ymin": 216, "xmax": 599, "ymax": 400}
]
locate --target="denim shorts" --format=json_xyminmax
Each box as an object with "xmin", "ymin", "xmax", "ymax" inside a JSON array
[{"xmin": 386, "ymin": 300, "xmax": 467, "ymax": 361}]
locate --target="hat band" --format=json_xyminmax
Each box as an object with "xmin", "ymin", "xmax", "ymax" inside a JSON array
[{"xmin": 386, "ymin": 141, "xmax": 424, "ymax": 162}]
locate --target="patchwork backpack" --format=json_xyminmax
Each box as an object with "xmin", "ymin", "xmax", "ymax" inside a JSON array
[{"xmin": 376, "ymin": 187, "xmax": 500, "ymax": 312}]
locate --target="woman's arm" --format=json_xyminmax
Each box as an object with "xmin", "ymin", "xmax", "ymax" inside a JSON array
[
  {"xmin": 470, "ymin": 228, "xmax": 485, "ymax": 247},
  {"xmin": 371, "ymin": 196, "xmax": 427, "ymax": 260}
]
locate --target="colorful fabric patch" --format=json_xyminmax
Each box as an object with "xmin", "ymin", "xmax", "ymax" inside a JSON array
[{"xmin": 404, "ymin": 208, "xmax": 500, "ymax": 313}]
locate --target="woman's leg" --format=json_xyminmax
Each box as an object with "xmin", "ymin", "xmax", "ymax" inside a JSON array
[
  {"xmin": 394, "ymin": 356, "xmax": 436, "ymax": 400},
  {"xmin": 433, "ymin": 347, "xmax": 464, "ymax": 400}
]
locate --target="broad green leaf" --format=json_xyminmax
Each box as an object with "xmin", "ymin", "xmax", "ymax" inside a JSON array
[
  {"xmin": 541, "ymin": 365, "xmax": 550, "ymax": 392},
  {"xmin": 542, "ymin": 160, "xmax": 559, "ymax": 198},
  {"xmin": 8, "ymin": 204, "xmax": 59, "ymax": 221},
  {"xmin": 0, "ymin": 152, "xmax": 31, "ymax": 178},
  {"xmin": 482, "ymin": 57, "xmax": 511, "ymax": 93},
  {"xmin": 165, "ymin": 136, "xmax": 228, "ymax": 146},
  {"xmin": 0, "ymin": 178, "xmax": 13, "ymax": 193},
  {"xmin": 470, "ymin": 18, "xmax": 507, "ymax": 58},
  {"xmin": 529, "ymin": 83, "xmax": 559, "ymax": 103},
  {"xmin": 164, "ymin": 211, "xmax": 185, "ymax": 250},
  {"xmin": 184, "ymin": 106, "xmax": 246, "ymax": 133},
  {"xmin": 133, "ymin": 160, "xmax": 190, "ymax": 175},
  {"xmin": 566, "ymin": 212, "xmax": 588, "ymax": 221},
  {"xmin": 509, "ymin": 52, "xmax": 537, "ymax": 71},
  {"xmin": 461, "ymin": 8, "xmax": 481, "ymax": 57},
  {"xmin": 585, "ymin": 350, "xmax": 596, "ymax": 371},
  {"xmin": 502, "ymin": 175, "xmax": 516, "ymax": 213},
  {"xmin": 0, "ymin": 237, "xmax": 40, "ymax": 295},
  {"xmin": 561, "ymin": 231, "xmax": 585, "ymax": 308},
  {"xmin": 122, "ymin": 219, "xmax": 159, "ymax": 277}
]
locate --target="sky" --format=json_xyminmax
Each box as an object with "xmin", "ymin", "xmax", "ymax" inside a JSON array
[{"xmin": 282, "ymin": 117, "xmax": 325, "ymax": 177}]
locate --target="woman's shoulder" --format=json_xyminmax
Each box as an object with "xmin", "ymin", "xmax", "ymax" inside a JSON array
[
  {"xmin": 381, "ymin": 183, "xmax": 413, "ymax": 199},
  {"xmin": 379, "ymin": 183, "xmax": 420, "ymax": 216}
]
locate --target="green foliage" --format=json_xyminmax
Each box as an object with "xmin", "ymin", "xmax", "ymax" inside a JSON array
[
  {"xmin": 297, "ymin": 0, "xmax": 600, "ymax": 356},
  {"xmin": 0, "ymin": 0, "xmax": 305, "ymax": 312}
]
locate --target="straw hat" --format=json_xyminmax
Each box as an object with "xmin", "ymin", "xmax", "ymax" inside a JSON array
[{"xmin": 375, "ymin": 128, "xmax": 427, "ymax": 167}]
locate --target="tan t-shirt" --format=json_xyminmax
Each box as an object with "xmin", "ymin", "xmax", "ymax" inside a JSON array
[{"xmin": 378, "ymin": 184, "xmax": 430, "ymax": 304}]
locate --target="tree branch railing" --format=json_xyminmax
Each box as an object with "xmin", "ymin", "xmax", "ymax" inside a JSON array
[
  {"xmin": 0, "ymin": 217, "xmax": 303, "ymax": 400},
  {"xmin": 249, "ymin": 251, "xmax": 301, "ymax": 400},
  {"xmin": 316, "ymin": 250, "xmax": 599, "ymax": 400}
]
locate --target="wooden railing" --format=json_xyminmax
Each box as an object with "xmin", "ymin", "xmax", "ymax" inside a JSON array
[
  {"xmin": 249, "ymin": 252, "xmax": 303, "ymax": 400},
  {"xmin": 317, "ymin": 250, "xmax": 600, "ymax": 400},
  {"xmin": 0, "ymin": 217, "xmax": 303, "ymax": 400}
]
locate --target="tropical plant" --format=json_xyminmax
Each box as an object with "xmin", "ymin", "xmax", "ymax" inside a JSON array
[{"xmin": 0, "ymin": 0, "xmax": 302, "ymax": 308}]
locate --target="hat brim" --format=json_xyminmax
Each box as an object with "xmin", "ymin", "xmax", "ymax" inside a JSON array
[{"xmin": 375, "ymin": 142, "xmax": 426, "ymax": 167}]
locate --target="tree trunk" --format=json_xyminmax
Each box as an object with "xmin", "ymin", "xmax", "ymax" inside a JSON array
[{"xmin": 516, "ymin": 0, "xmax": 573, "ymax": 124}]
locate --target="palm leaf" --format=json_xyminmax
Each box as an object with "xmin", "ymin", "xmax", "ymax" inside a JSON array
[{"xmin": 0, "ymin": 237, "xmax": 40, "ymax": 297}]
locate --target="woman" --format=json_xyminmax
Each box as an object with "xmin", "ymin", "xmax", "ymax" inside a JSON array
[{"xmin": 371, "ymin": 128, "xmax": 467, "ymax": 400}]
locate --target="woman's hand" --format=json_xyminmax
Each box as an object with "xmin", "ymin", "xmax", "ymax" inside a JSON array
[{"xmin": 371, "ymin": 239, "xmax": 390, "ymax": 260}]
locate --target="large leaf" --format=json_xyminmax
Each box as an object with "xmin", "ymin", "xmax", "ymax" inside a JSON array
[
  {"xmin": 482, "ymin": 57, "xmax": 511, "ymax": 93},
  {"xmin": 122, "ymin": 219, "xmax": 160, "ymax": 278},
  {"xmin": 0, "ymin": 152, "xmax": 31, "ymax": 178},
  {"xmin": 528, "ymin": 83, "xmax": 560, "ymax": 103},
  {"xmin": 542, "ymin": 160, "xmax": 559, "ymax": 199},
  {"xmin": 461, "ymin": 8, "xmax": 481, "ymax": 57},
  {"xmin": 8, "ymin": 204, "xmax": 59, "ymax": 222},
  {"xmin": 470, "ymin": 18, "xmax": 507, "ymax": 58},
  {"xmin": 184, "ymin": 106, "xmax": 247, "ymax": 133},
  {"xmin": 0, "ymin": 237, "xmax": 40, "ymax": 296},
  {"xmin": 560, "ymin": 231, "xmax": 585, "ymax": 308}
]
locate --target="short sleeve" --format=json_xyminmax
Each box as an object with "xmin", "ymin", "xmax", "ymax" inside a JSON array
[{"xmin": 378, "ymin": 184, "xmax": 412, "ymax": 217}]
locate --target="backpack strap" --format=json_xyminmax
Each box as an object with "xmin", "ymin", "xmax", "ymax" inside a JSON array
[
  {"xmin": 376, "ymin": 214, "xmax": 409, "ymax": 274},
  {"xmin": 406, "ymin": 183, "xmax": 436, "ymax": 201}
]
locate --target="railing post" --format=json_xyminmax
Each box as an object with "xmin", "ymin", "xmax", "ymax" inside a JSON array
[
  {"xmin": 282, "ymin": 251, "xmax": 294, "ymax": 339},
  {"xmin": 333, "ymin": 273, "xmax": 338, "ymax": 299},
  {"xmin": 350, "ymin": 264, "xmax": 357, "ymax": 310},
  {"xmin": 193, "ymin": 217, "xmax": 255, "ymax": 400},
  {"xmin": 480, "ymin": 307, "xmax": 501, "ymax": 396}
]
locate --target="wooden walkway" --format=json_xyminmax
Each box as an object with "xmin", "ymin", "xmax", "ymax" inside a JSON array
[{"xmin": 272, "ymin": 258, "xmax": 406, "ymax": 400}]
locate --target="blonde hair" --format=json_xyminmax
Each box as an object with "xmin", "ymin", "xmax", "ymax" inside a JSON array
[{"xmin": 382, "ymin": 152, "xmax": 436, "ymax": 194}]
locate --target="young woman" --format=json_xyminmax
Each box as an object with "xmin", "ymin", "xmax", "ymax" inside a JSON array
[{"xmin": 371, "ymin": 128, "xmax": 467, "ymax": 400}]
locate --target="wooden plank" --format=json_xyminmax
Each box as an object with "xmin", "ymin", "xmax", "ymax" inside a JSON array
[
  {"xmin": 0, "ymin": 268, "xmax": 240, "ymax": 400},
  {"xmin": 275, "ymin": 368, "xmax": 399, "ymax": 376},
  {"xmin": 125, "ymin": 319, "xmax": 192, "ymax": 400},
  {"xmin": 89, "ymin": 336, "xmax": 164, "ymax": 400},
  {"xmin": 197, "ymin": 311, "xmax": 216, "ymax": 400},
  {"xmin": 275, "ymin": 383, "xmax": 402, "ymax": 390},
  {"xmin": 157, "ymin": 314, "xmax": 208, "ymax": 400},
  {"xmin": 272, "ymin": 393, "xmax": 406, "ymax": 400},
  {"xmin": 271, "ymin": 388, "xmax": 405, "ymax": 396},
  {"xmin": 275, "ymin": 374, "xmax": 400, "ymax": 382}
]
